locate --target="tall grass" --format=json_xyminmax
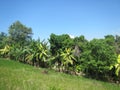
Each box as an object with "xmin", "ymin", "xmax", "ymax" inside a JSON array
[{"xmin": 0, "ymin": 58, "xmax": 120, "ymax": 90}]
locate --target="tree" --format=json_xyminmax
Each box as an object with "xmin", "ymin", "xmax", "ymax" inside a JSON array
[
  {"xmin": 73, "ymin": 35, "xmax": 89, "ymax": 74},
  {"xmin": 8, "ymin": 21, "xmax": 32, "ymax": 46},
  {"xmin": 105, "ymin": 35, "xmax": 115, "ymax": 46},
  {"xmin": 49, "ymin": 33, "xmax": 74, "ymax": 71},
  {"xmin": 81, "ymin": 39, "xmax": 117, "ymax": 80},
  {"xmin": 0, "ymin": 32, "xmax": 8, "ymax": 49},
  {"xmin": 115, "ymin": 35, "xmax": 120, "ymax": 54},
  {"xmin": 49, "ymin": 33, "xmax": 73, "ymax": 56},
  {"xmin": 73, "ymin": 35, "xmax": 88, "ymax": 62},
  {"xmin": 73, "ymin": 35, "xmax": 88, "ymax": 53}
]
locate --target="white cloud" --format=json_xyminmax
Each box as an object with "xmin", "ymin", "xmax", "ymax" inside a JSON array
[{"xmin": 69, "ymin": 34, "xmax": 75, "ymax": 39}]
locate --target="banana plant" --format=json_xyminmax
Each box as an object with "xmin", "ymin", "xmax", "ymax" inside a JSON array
[
  {"xmin": 35, "ymin": 43, "xmax": 49, "ymax": 67},
  {"xmin": 115, "ymin": 55, "xmax": 120, "ymax": 76},
  {"xmin": 25, "ymin": 48, "xmax": 36, "ymax": 65},
  {"xmin": 25, "ymin": 39, "xmax": 38, "ymax": 66},
  {"xmin": 49, "ymin": 52, "xmax": 62, "ymax": 71},
  {"xmin": 0, "ymin": 45, "xmax": 10, "ymax": 57},
  {"xmin": 110, "ymin": 54, "xmax": 120, "ymax": 76},
  {"xmin": 60, "ymin": 48, "xmax": 76, "ymax": 72},
  {"xmin": 9, "ymin": 44, "xmax": 21, "ymax": 60}
]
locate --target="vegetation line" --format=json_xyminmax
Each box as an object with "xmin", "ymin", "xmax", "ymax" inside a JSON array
[{"xmin": 0, "ymin": 21, "xmax": 120, "ymax": 84}]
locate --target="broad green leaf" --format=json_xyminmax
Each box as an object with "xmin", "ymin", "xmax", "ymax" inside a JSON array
[
  {"xmin": 115, "ymin": 67, "xmax": 120, "ymax": 76},
  {"xmin": 117, "ymin": 55, "xmax": 120, "ymax": 63},
  {"xmin": 109, "ymin": 65, "xmax": 113, "ymax": 70},
  {"xmin": 115, "ymin": 64, "xmax": 119, "ymax": 68}
]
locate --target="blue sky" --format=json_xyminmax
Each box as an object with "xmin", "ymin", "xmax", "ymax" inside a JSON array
[{"xmin": 0, "ymin": 0, "xmax": 120, "ymax": 40}]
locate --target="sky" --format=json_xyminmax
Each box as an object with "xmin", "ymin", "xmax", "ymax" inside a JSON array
[{"xmin": 0, "ymin": 0, "xmax": 120, "ymax": 40}]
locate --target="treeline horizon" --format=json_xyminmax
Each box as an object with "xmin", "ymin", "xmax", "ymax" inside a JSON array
[{"xmin": 0, "ymin": 21, "xmax": 120, "ymax": 83}]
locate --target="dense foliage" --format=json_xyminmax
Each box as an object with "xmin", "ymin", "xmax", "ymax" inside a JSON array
[{"xmin": 0, "ymin": 21, "xmax": 120, "ymax": 83}]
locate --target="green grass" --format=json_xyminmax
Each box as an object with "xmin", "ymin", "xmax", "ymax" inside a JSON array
[{"xmin": 0, "ymin": 58, "xmax": 120, "ymax": 90}]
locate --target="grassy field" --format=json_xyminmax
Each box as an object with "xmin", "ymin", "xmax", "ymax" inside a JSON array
[{"xmin": 0, "ymin": 58, "xmax": 120, "ymax": 90}]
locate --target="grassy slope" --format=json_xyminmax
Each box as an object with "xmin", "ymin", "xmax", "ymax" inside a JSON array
[{"xmin": 0, "ymin": 58, "xmax": 120, "ymax": 90}]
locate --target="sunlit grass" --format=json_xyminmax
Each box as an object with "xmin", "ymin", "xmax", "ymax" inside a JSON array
[{"xmin": 0, "ymin": 58, "xmax": 120, "ymax": 90}]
